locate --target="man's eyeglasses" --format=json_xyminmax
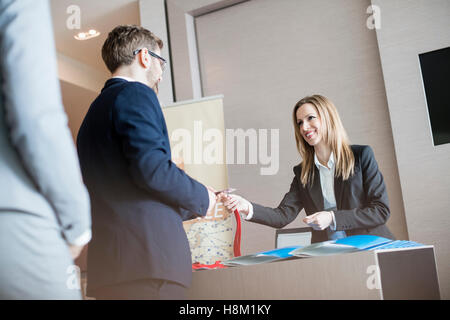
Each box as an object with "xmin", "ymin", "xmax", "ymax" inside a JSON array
[{"xmin": 133, "ymin": 48, "xmax": 167, "ymax": 72}]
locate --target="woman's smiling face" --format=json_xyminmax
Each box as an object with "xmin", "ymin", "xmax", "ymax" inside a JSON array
[{"xmin": 296, "ymin": 103, "xmax": 324, "ymax": 147}]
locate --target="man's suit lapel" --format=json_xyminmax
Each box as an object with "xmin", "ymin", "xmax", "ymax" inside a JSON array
[{"xmin": 307, "ymin": 167, "xmax": 324, "ymax": 211}]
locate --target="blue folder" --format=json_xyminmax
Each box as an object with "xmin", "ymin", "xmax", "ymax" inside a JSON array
[
  {"xmin": 335, "ymin": 235, "xmax": 424, "ymax": 251},
  {"xmin": 334, "ymin": 235, "xmax": 392, "ymax": 250},
  {"xmin": 257, "ymin": 246, "xmax": 303, "ymax": 258}
]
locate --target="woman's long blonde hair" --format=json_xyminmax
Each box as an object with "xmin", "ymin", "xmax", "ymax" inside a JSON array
[{"xmin": 292, "ymin": 94, "xmax": 354, "ymax": 186}]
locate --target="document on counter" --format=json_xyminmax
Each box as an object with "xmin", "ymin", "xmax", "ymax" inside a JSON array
[
  {"xmin": 223, "ymin": 236, "xmax": 426, "ymax": 266},
  {"xmin": 289, "ymin": 235, "xmax": 425, "ymax": 257},
  {"xmin": 222, "ymin": 246, "xmax": 302, "ymax": 266},
  {"xmin": 289, "ymin": 241, "xmax": 358, "ymax": 257}
]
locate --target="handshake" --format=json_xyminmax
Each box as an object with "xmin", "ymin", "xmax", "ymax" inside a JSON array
[{"xmin": 205, "ymin": 186, "xmax": 251, "ymax": 217}]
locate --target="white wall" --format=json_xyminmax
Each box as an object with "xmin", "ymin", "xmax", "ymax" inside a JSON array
[
  {"xmin": 139, "ymin": 0, "xmax": 174, "ymax": 105},
  {"xmin": 372, "ymin": 0, "xmax": 450, "ymax": 299},
  {"xmin": 57, "ymin": 53, "xmax": 108, "ymax": 93}
]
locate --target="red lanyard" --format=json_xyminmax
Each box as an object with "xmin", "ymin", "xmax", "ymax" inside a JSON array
[{"xmin": 233, "ymin": 209, "xmax": 241, "ymax": 257}]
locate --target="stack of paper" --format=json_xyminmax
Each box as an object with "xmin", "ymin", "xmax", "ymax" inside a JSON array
[
  {"xmin": 289, "ymin": 235, "xmax": 424, "ymax": 257},
  {"xmin": 289, "ymin": 241, "xmax": 358, "ymax": 257},
  {"xmin": 223, "ymin": 236, "xmax": 426, "ymax": 266},
  {"xmin": 222, "ymin": 246, "xmax": 302, "ymax": 266}
]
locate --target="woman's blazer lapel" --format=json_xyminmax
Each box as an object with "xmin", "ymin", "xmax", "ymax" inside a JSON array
[
  {"xmin": 307, "ymin": 166, "xmax": 324, "ymax": 211},
  {"xmin": 334, "ymin": 176, "xmax": 344, "ymax": 211}
]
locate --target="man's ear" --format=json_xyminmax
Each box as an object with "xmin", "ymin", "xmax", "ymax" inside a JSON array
[{"xmin": 138, "ymin": 48, "xmax": 151, "ymax": 69}]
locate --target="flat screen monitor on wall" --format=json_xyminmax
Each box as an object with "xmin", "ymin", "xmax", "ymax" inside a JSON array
[{"xmin": 419, "ymin": 46, "xmax": 450, "ymax": 146}]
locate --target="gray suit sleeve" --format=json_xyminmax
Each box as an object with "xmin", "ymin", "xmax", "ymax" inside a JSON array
[{"xmin": 0, "ymin": 0, "xmax": 91, "ymax": 244}]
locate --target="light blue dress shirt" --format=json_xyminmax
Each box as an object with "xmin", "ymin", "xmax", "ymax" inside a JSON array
[{"xmin": 314, "ymin": 152, "xmax": 347, "ymax": 240}]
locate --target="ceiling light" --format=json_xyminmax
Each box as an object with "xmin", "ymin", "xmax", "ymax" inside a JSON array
[{"xmin": 74, "ymin": 29, "xmax": 100, "ymax": 40}]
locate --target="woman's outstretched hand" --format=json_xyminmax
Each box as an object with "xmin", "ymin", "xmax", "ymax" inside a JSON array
[{"xmin": 218, "ymin": 193, "xmax": 251, "ymax": 216}]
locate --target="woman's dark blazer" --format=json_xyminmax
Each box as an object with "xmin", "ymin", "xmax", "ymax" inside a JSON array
[{"xmin": 250, "ymin": 145, "xmax": 395, "ymax": 243}]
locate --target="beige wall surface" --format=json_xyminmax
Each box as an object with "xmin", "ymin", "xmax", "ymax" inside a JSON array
[
  {"xmin": 166, "ymin": 0, "xmax": 195, "ymax": 101},
  {"xmin": 372, "ymin": 0, "xmax": 450, "ymax": 299},
  {"xmin": 166, "ymin": 0, "xmax": 249, "ymax": 101},
  {"xmin": 139, "ymin": 0, "xmax": 174, "ymax": 105},
  {"xmin": 60, "ymin": 80, "xmax": 97, "ymax": 143},
  {"xmin": 162, "ymin": 96, "xmax": 229, "ymax": 190},
  {"xmin": 180, "ymin": 0, "xmax": 408, "ymax": 255}
]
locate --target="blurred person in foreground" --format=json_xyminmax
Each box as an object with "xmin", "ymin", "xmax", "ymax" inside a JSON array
[{"xmin": 0, "ymin": 0, "xmax": 91, "ymax": 299}]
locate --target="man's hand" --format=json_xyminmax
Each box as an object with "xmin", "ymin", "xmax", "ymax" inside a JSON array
[
  {"xmin": 68, "ymin": 244, "xmax": 84, "ymax": 260},
  {"xmin": 303, "ymin": 211, "xmax": 333, "ymax": 230},
  {"xmin": 219, "ymin": 194, "xmax": 250, "ymax": 216}
]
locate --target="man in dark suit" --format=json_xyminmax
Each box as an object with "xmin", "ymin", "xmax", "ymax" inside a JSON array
[{"xmin": 77, "ymin": 25, "xmax": 216, "ymax": 299}]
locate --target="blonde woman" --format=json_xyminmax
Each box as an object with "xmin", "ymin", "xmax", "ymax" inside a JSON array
[{"xmin": 220, "ymin": 95, "xmax": 394, "ymax": 243}]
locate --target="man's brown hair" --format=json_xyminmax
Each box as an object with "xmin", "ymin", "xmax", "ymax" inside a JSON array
[{"xmin": 101, "ymin": 25, "xmax": 163, "ymax": 73}]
